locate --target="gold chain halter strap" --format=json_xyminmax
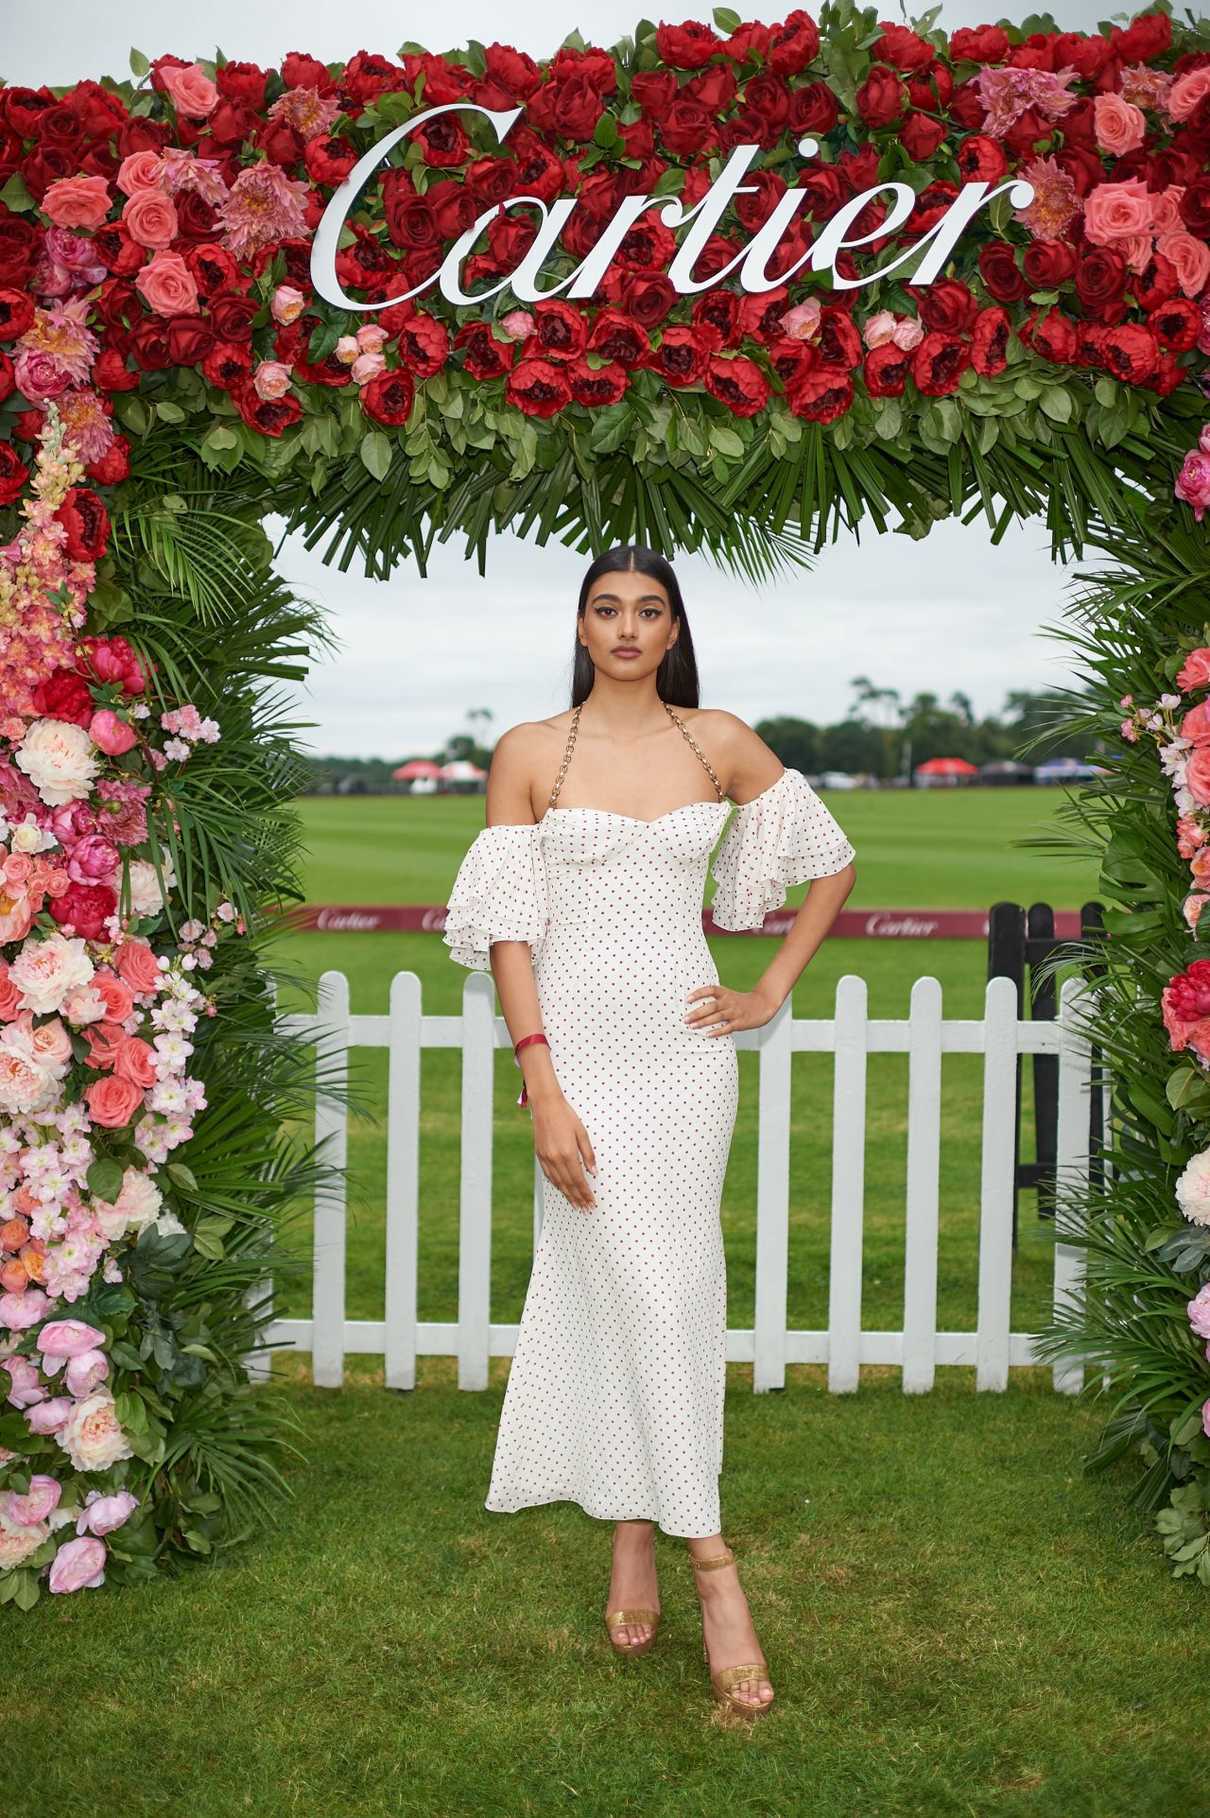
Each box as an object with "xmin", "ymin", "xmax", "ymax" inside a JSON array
[{"xmin": 547, "ymin": 699, "xmax": 724, "ymax": 809}]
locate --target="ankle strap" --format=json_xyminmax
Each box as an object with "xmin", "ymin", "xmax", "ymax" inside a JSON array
[{"xmin": 690, "ymin": 1547, "xmax": 735, "ymax": 1571}]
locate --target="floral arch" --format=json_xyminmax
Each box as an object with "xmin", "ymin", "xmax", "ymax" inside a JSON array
[{"xmin": 2, "ymin": 2, "xmax": 1210, "ymax": 1607}]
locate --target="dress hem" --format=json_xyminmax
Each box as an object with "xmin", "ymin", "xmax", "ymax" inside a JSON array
[{"xmin": 485, "ymin": 1491, "xmax": 722, "ymax": 1540}]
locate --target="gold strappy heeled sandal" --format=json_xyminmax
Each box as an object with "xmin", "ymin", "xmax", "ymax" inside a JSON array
[
  {"xmin": 691, "ymin": 1546, "xmax": 775, "ymax": 1718},
  {"xmin": 602, "ymin": 1605, "xmax": 661, "ymax": 1656}
]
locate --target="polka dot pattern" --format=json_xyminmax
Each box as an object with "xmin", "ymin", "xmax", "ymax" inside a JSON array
[{"xmin": 441, "ymin": 754, "xmax": 856, "ymax": 1537}]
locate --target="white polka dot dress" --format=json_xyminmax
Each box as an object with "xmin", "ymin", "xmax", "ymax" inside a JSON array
[{"xmin": 443, "ymin": 706, "xmax": 856, "ymax": 1537}]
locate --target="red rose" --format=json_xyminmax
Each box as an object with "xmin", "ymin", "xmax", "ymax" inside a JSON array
[
  {"xmin": 50, "ymin": 882, "xmax": 117, "ymax": 941},
  {"xmin": 1179, "ymin": 176, "xmax": 1210, "ymax": 239},
  {"xmin": 956, "ymin": 134, "xmax": 1008, "ymax": 184},
  {"xmin": 54, "ymin": 486, "xmax": 109, "ymax": 560},
  {"xmin": 0, "ymin": 287, "xmax": 35, "ymax": 340},
  {"xmin": 863, "ymin": 342, "xmax": 911, "ymax": 397},
  {"xmin": 1022, "ymin": 307, "xmax": 1079, "ymax": 364},
  {"xmin": 0, "ymin": 439, "xmax": 29, "ymax": 505},
  {"xmin": 1075, "ymin": 246, "xmax": 1128, "ymax": 319},
  {"xmin": 872, "ymin": 23, "xmax": 934, "ymax": 70},
  {"xmin": 978, "ymin": 243, "xmax": 1028, "ymax": 303},
  {"xmin": 768, "ymin": 10, "xmax": 820, "ymax": 73},
  {"xmin": 504, "ymin": 356, "xmax": 572, "ymax": 419},
  {"xmin": 31, "ymin": 666, "xmax": 93, "ymax": 726},
  {"xmin": 902, "ymin": 182, "xmax": 959, "ymax": 236},
  {"xmin": 359, "ymin": 367, "xmax": 416, "ymax": 427},
  {"xmin": 233, "ymin": 380, "xmax": 302, "ymax": 438},
  {"xmin": 949, "ymin": 25, "xmax": 1010, "ymax": 62},
  {"xmin": 1148, "ymin": 297, "xmax": 1200, "ymax": 351},
  {"xmin": 586, "ymin": 309, "xmax": 648, "ymax": 369},
  {"xmin": 1131, "ymin": 251, "xmax": 1180, "ymax": 312},
  {"xmin": 900, "ymin": 112, "xmax": 947, "ymax": 161},
  {"xmin": 85, "ymin": 439, "xmax": 131, "ymax": 486},
  {"xmin": 1022, "ymin": 240, "xmax": 1077, "ymax": 288},
  {"xmin": 0, "ymin": 213, "xmax": 39, "ymax": 287},
  {"xmin": 799, "ymin": 164, "xmax": 848, "ymax": 222},
  {"xmin": 789, "ymin": 81, "xmax": 840, "ymax": 136},
  {"xmin": 165, "ymin": 315, "xmax": 216, "ymax": 365},
  {"xmin": 1100, "ymin": 323, "xmax": 1159, "ymax": 384},
  {"xmin": 128, "ymin": 319, "xmax": 173, "ymax": 371},
  {"xmin": 92, "ymin": 347, "xmax": 139, "ymax": 392},
  {"xmin": 947, "ymin": 81, "xmax": 987, "ymax": 130},
  {"xmin": 971, "ymin": 306, "xmax": 1011, "ymax": 376},
  {"xmin": 910, "ymin": 278, "xmax": 979, "ymax": 334},
  {"xmin": 394, "ymin": 312, "xmax": 449, "ymax": 379},
  {"xmin": 655, "ymin": 21, "xmax": 724, "ymax": 69},
  {"xmin": 207, "ymin": 290, "xmax": 260, "ymax": 341},
  {"xmin": 622, "ymin": 273, "xmax": 679, "ymax": 329},
  {"xmin": 786, "ymin": 362, "xmax": 854, "ymax": 424},
  {"xmin": 911, "ymin": 331, "xmax": 971, "ymax": 396},
  {"xmin": 856, "ymin": 65, "xmax": 904, "ymax": 128},
  {"xmin": 453, "ymin": 321, "xmax": 515, "ymax": 381}
]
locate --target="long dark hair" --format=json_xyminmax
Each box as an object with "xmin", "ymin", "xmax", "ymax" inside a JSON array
[{"xmin": 570, "ymin": 545, "xmax": 703, "ymax": 708}]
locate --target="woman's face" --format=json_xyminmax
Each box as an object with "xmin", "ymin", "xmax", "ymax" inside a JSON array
[{"xmin": 580, "ymin": 569, "xmax": 678, "ymax": 679}]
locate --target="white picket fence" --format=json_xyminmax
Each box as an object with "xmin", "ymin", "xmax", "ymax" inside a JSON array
[{"xmin": 244, "ymin": 969, "xmax": 1102, "ymax": 1398}]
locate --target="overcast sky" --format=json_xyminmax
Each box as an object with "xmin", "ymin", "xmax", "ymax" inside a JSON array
[{"xmin": 5, "ymin": 0, "xmax": 1115, "ymax": 758}]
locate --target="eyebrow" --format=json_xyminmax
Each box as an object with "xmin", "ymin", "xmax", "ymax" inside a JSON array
[{"xmin": 590, "ymin": 591, "xmax": 666, "ymax": 604}]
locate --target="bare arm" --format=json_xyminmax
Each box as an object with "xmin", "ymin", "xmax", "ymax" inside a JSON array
[
  {"xmin": 687, "ymin": 715, "xmax": 857, "ymax": 1033},
  {"xmin": 483, "ymin": 726, "xmax": 598, "ymax": 1209}
]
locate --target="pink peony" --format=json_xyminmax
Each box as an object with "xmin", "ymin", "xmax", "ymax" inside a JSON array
[
  {"xmin": 88, "ymin": 709, "xmax": 138, "ymax": 757},
  {"xmin": 48, "ymin": 1532, "xmax": 107, "ymax": 1593},
  {"xmin": 4, "ymin": 1472, "xmax": 62, "ymax": 1526},
  {"xmin": 77, "ymin": 1488, "xmax": 138, "ymax": 1536},
  {"xmin": 56, "ymin": 1389, "xmax": 133, "ymax": 1472},
  {"xmin": 1177, "ymin": 649, "xmax": 1210, "ymax": 692},
  {"xmin": 0, "ymin": 1287, "xmax": 53, "ymax": 1331},
  {"xmin": 1188, "ymin": 1282, "xmax": 1210, "ymax": 1339},
  {"xmin": 36, "ymin": 1316, "xmax": 106, "ymax": 1360},
  {"xmin": 1176, "ymin": 450, "xmax": 1210, "ymax": 522},
  {"xmin": 1093, "ymin": 93, "xmax": 1145, "ymax": 156}
]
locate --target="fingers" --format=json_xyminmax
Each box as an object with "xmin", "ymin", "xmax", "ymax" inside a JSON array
[{"xmin": 538, "ymin": 1145, "xmax": 596, "ymax": 1211}]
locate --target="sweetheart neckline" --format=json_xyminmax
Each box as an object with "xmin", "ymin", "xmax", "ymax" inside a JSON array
[{"xmin": 540, "ymin": 799, "xmax": 730, "ymax": 830}]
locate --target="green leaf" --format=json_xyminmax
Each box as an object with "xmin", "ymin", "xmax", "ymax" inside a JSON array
[
  {"xmin": 359, "ymin": 431, "xmax": 393, "ymax": 481},
  {"xmin": 0, "ymin": 172, "xmax": 34, "ymax": 213},
  {"xmin": 167, "ymin": 1162, "xmax": 198, "ymax": 1193},
  {"xmin": 87, "ymin": 1156, "xmax": 125, "ymax": 1202},
  {"xmin": 708, "ymin": 423, "xmax": 745, "ymax": 459},
  {"xmin": 1039, "ymin": 386, "xmax": 1073, "ymax": 424},
  {"xmin": 593, "ymin": 113, "xmax": 620, "ymax": 148},
  {"xmin": 129, "ymin": 46, "xmax": 150, "ymax": 77}
]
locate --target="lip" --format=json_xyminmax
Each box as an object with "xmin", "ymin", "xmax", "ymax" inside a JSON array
[{"xmin": 612, "ymin": 648, "xmax": 640, "ymax": 658}]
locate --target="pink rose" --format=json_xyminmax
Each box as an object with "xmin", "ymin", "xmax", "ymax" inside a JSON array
[
  {"xmin": 1156, "ymin": 231, "xmax": 1210, "ymax": 299},
  {"xmin": 271, "ymin": 285, "xmax": 305, "ymax": 325},
  {"xmin": 1150, "ymin": 186, "xmax": 1186, "ymax": 236},
  {"xmin": 1178, "ymin": 648, "xmax": 1210, "ymax": 692},
  {"xmin": 113, "ymin": 1034, "xmax": 157, "ymax": 1089},
  {"xmin": 88, "ymin": 709, "xmax": 138, "ymax": 756},
  {"xmin": 779, "ymin": 299, "xmax": 822, "ymax": 341},
  {"xmin": 65, "ymin": 1348, "xmax": 109, "ymax": 1397},
  {"xmin": 862, "ymin": 308, "xmax": 897, "ymax": 348},
  {"xmin": 1176, "ymin": 450, "xmax": 1210, "ymax": 523},
  {"xmin": 356, "ymin": 324, "xmax": 388, "ymax": 354},
  {"xmin": 41, "ymin": 174, "xmax": 112, "ymax": 230},
  {"xmin": 1188, "ymin": 1282, "xmax": 1210, "ymax": 1339},
  {"xmin": 1184, "ymin": 893, "xmax": 1208, "ymax": 930},
  {"xmin": 112, "ymin": 938, "xmax": 161, "ymax": 995},
  {"xmin": 13, "ymin": 348, "xmax": 73, "ymax": 402},
  {"xmin": 116, "ymin": 150, "xmax": 164, "ymax": 197},
  {"xmin": 84, "ymin": 1073, "xmax": 145, "ymax": 1128},
  {"xmin": 1187, "ymin": 743, "xmax": 1210, "ymax": 806},
  {"xmin": 28, "ymin": 1015, "xmax": 71, "ymax": 1076},
  {"xmin": 1168, "ymin": 67, "xmax": 1210, "ymax": 122},
  {"xmin": 160, "ymin": 62, "xmax": 218, "ymax": 120},
  {"xmin": 2, "ymin": 1354, "xmax": 45, "ymax": 1407},
  {"xmin": 1094, "ymin": 93, "xmax": 1145, "ymax": 156},
  {"xmin": 1083, "ymin": 177, "xmax": 1154, "ymax": 246},
  {"xmin": 133, "ymin": 250, "xmax": 197, "ymax": 317},
  {"xmin": 352, "ymin": 351, "xmax": 386, "ymax": 384},
  {"xmin": 36, "ymin": 1316, "xmax": 106, "ymax": 1358},
  {"xmin": 48, "ymin": 1533, "xmax": 107, "ymax": 1593},
  {"xmin": 252, "ymin": 360, "xmax": 292, "ymax": 401},
  {"xmin": 122, "ymin": 188, "xmax": 179, "ymax": 250},
  {"xmin": 1119, "ymin": 233, "xmax": 1154, "ymax": 276},
  {"xmin": 892, "ymin": 317, "xmax": 924, "ymax": 350},
  {"xmin": 92, "ymin": 970, "xmax": 134, "ymax": 1023},
  {"xmin": 1181, "ymin": 700, "xmax": 1210, "ymax": 742}
]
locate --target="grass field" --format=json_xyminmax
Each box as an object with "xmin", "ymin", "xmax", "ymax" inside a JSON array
[{"xmin": 21, "ymin": 786, "xmax": 1210, "ymax": 1817}]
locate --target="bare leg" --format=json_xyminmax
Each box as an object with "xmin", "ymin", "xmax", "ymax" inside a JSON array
[
  {"xmin": 686, "ymin": 1534, "xmax": 774, "ymax": 1711},
  {"xmin": 604, "ymin": 1518, "xmax": 660, "ymax": 1648}
]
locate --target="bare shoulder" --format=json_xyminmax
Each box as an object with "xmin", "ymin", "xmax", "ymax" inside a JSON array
[
  {"xmin": 484, "ymin": 715, "xmax": 571, "ymax": 825},
  {"xmin": 681, "ymin": 709, "xmax": 783, "ymax": 802}
]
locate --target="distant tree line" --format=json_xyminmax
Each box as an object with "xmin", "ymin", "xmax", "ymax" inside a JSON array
[{"xmin": 303, "ymin": 683, "xmax": 1101, "ymax": 794}]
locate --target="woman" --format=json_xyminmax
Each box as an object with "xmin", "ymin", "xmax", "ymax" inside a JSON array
[{"xmin": 443, "ymin": 545, "xmax": 856, "ymax": 1718}]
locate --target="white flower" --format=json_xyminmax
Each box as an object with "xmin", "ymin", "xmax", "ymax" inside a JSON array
[
  {"xmin": 1176, "ymin": 1147, "xmax": 1210, "ymax": 1227},
  {"xmin": 56, "ymin": 1390, "xmax": 134, "ymax": 1473},
  {"xmin": 127, "ymin": 858, "xmax": 176, "ymax": 917},
  {"xmin": 91, "ymin": 1166, "xmax": 162, "ymax": 1242},
  {"xmin": 13, "ymin": 718, "xmax": 100, "ymax": 806},
  {"xmin": 8, "ymin": 935, "xmax": 94, "ymax": 1015},
  {"xmin": 9, "ymin": 815, "xmax": 56, "ymax": 854}
]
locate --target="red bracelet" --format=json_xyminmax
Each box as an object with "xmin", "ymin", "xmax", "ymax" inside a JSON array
[{"xmin": 514, "ymin": 1031, "xmax": 549, "ymax": 1108}]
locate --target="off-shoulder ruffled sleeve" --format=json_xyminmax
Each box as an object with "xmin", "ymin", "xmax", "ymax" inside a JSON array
[
  {"xmin": 442, "ymin": 822, "xmax": 548, "ymax": 972},
  {"xmin": 709, "ymin": 768, "xmax": 855, "ymax": 931}
]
